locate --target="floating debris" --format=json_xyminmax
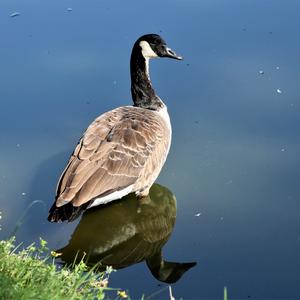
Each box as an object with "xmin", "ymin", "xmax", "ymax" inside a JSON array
[
  {"xmin": 276, "ymin": 89, "xmax": 282, "ymax": 94},
  {"xmin": 10, "ymin": 12, "xmax": 20, "ymax": 17},
  {"xmin": 276, "ymin": 66, "xmax": 280, "ymax": 70},
  {"xmin": 16, "ymin": 143, "xmax": 20, "ymax": 147},
  {"xmin": 195, "ymin": 212, "xmax": 202, "ymax": 217},
  {"xmin": 259, "ymin": 70, "xmax": 264, "ymax": 75},
  {"xmin": 281, "ymin": 148, "xmax": 286, "ymax": 152},
  {"xmin": 21, "ymin": 192, "xmax": 26, "ymax": 196},
  {"xmin": 67, "ymin": 8, "xmax": 73, "ymax": 12}
]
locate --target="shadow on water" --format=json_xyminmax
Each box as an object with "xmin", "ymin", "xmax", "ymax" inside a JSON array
[
  {"xmin": 26, "ymin": 152, "xmax": 196, "ymax": 283},
  {"xmin": 23, "ymin": 150, "xmax": 73, "ymax": 240},
  {"xmin": 29, "ymin": 151, "xmax": 71, "ymax": 206},
  {"xmin": 57, "ymin": 184, "xmax": 196, "ymax": 283}
]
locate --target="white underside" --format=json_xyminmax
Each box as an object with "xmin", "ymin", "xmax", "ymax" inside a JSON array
[{"xmin": 89, "ymin": 185, "xmax": 133, "ymax": 208}]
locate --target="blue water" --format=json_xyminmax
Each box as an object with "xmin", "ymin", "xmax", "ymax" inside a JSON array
[{"xmin": 1, "ymin": 1, "xmax": 300, "ymax": 299}]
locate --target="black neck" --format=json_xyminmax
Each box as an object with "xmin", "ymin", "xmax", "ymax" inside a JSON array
[{"xmin": 130, "ymin": 47, "xmax": 163, "ymax": 110}]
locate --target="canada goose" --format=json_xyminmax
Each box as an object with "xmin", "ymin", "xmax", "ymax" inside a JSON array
[
  {"xmin": 48, "ymin": 34, "xmax": 182, "ymax": 222},
  {"xmin": 57, "ymin": 184, "xmax": 196, "ymax": 283}
]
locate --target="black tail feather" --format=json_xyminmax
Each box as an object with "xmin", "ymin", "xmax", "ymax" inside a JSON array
[{"xmin": 48, "ymin": 202, "xmax": 89, "ymax": 223}]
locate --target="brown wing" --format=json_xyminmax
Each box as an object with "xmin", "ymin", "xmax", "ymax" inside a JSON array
[{"xmin": 55, "ymin": 106, "xmax": 168, "ymax": 207}]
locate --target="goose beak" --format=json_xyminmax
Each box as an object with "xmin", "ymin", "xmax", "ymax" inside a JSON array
[{"xmin": 164, "ymin": 47, "xmax": 183, "ymax": 60}]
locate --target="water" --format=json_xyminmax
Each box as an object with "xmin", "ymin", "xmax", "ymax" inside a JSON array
[
  {"xmin": 57, "ymin": 184, "xmax": 196, "ymax": 284},
  {"xmin": 1, "ymin": 0, "xmax": 300, "ymax": 299}
]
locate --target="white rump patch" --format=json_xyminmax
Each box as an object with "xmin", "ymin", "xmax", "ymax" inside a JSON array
[
  {"xmin": 89, "ymin": 185, "xmax": 133, "ymax": 208},
  {"xmin": 139, "ymin": 41, "xmax": 158, "ymax": 58}
]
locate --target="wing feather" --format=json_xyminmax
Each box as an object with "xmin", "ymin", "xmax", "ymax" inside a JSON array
[{"xmin": 55, "ymin": 106, "xmax": 169, "ymax": 207}]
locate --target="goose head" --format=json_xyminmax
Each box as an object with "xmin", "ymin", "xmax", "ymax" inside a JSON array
[
  {"xmin": 135, "ymin": 34, "xmax": 183, "ymax": 60},
  {"xmin": 130, "ymin": 34, "xmax": 182, "ymax": 109}
]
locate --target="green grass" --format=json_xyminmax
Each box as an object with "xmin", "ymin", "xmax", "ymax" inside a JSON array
[
  {"xmin": 224, "ymin": 286, "xmax": 228, "ymax": 300},
  {"xmin": 0, "ymin": 237, "xmax": 121, "ymax": 300},
  {"xmin": 0, "ymin": 211, "xmax": 227, "ymax": 300}
]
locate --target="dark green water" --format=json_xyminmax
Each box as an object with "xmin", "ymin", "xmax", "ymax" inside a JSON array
[{"xmin": 1, "ymin": 1, "xmax": 300, "ymax": 299}]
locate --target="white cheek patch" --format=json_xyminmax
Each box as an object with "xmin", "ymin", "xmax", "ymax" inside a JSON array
[{"xmin": 139, "ymin": 40, "xmax": 158, "ymax": 58}]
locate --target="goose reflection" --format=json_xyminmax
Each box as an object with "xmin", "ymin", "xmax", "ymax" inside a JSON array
[{"xmin": 58, "ymin": 184, "xmax": 196, "ymax": 283}]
